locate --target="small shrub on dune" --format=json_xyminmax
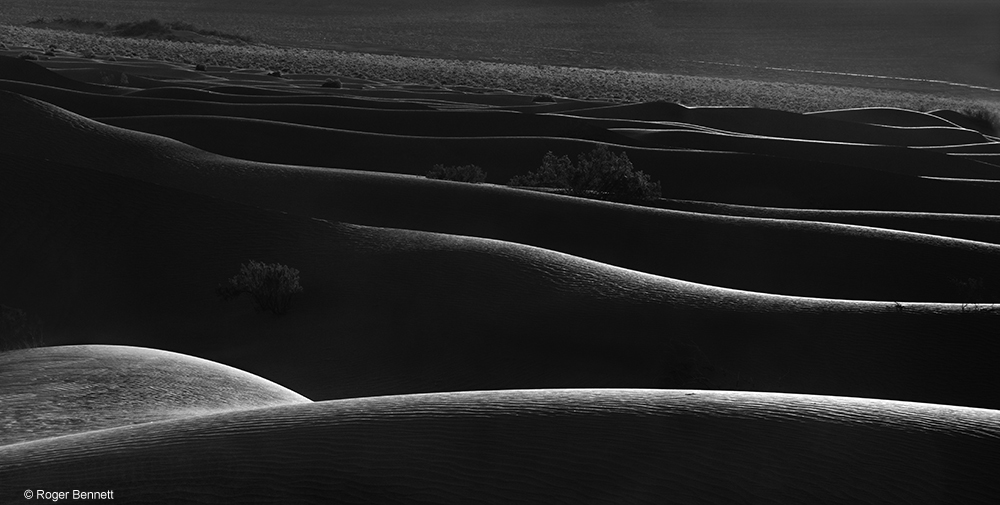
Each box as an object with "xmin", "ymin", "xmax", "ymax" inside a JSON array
[
  {"xmin": 17, "ymin": 52, "xmax": 39, "ymax": 61},
  {"xmin": 217, "ymin": 260, "xmax": 303, "ymax": 315},
  {"xmin": 322, "ymin": 78, "xmax": 343, "ymax": 88},
  {"xmin": 0, "ymin": 305, "xmax": 43, "ymax": 352},
  {"xmin": 426, "ymin": 164, "xmax": 488, "ymax": 183},
  {"xmin": 113, "ymin": 19, "xmax": 171, "ymax": 37},
  {"xmin": 509, "ymin": 144, "xmax": 661, "ymax": 203}
]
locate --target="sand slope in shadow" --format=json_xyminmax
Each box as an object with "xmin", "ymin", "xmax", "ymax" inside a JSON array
[{"xmin": 2, "ymin": 389, "xmax": 998, "ymax": 504}]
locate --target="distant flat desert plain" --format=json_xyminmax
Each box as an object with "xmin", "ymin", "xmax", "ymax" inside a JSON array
[{"xmin": 3, "ymin": 1, "xmax": 1000, "ymax": 503}]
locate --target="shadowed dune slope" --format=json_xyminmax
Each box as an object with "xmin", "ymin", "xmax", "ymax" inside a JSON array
[
  {"xmin": 0, "ymin": 345, "xmax": 310, "ymax": 446},
  {"xmin": 7, "ymin": 91, "xmax": 1000, "ymax": 301},
  {"xmin": 0, "ymin": 79, "xmax": 632, "ymax": 141},
  {"xmin": 610, "ymin": 127, "xmax": 1000, "ymax": 180},
  {"xmin": 2, "ymin": 390, "xmax": 999, "ymax": 504},
  {"xmin": 655, "ymin": 199, "xmax": 1000, "ymax": 246},
  {"xmin": 4, "ymin": 82, "xmax": 999, "ymax": 214},
  {"xmin": 0, "ymin": 55, "xmax": 132, "ymax": 95},
  {"xmin": 124, "ymin": 85, "xmax": 437, "ymax": 109},
  {"xmin": 565, "ymin": 102, "xmax": 989, "ymax": 146},
  {"xmin": 12, "ymin": 86, "xmax": 1000, "ymax": 211},
  {"xmin": 5, "ymin": 150, "xmax": 1000, "ymax": 407},
  {"xmin": 96, "ymin": 113, "xmax": 1000, "ymax": 182},
  {"xmin": 806, "ymin": 107, "xmax": 964, "ymax": 128}
]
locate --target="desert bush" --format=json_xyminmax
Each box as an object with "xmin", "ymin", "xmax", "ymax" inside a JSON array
[
  {"xmin": 509, "ymin": 144, "xmax": 661, "ymax": 203},
  {"xmin": 0, "ymin": 305, "xmax": 44, "ymax": 352},
  {"xmin": 322, "ymin": 78, "xmax": 343, "ymax": 88},
  {"xmin": 113, "ymin": 19, "xmax": 172, "ymax": 37},
  {"xmin": 217, "ymin": 260, "xmax": 303, "ymax": 315},
  {"xmin": 426, "ymin": 164, "xmax": 488, "ymax": 183},
  {"xmin": 17, "ymin": 52, "xmax": 39, "ymax": 60}
]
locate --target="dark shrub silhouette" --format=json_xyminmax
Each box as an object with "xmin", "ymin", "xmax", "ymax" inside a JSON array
[
  {"xmin": 195, "ymin": 63, "xmax": 207, "ymax": 71},
  {"xmin": 0, "ymin": 305, "xmax": 43, "ymax": 352},
  {"xmin": 217, "ymin": 260, "xmax": 303, "ymax": 315},
  {"xmin": 426, "ymin": 164, "xmax": 488, "ymax": 183},
  {"xmin": 509, "ymin": 144, "xmax": 661, "ymax": 203},
  {"xmin": 322, "ymin": 78, "xmax": 343, "ymax": 88}
]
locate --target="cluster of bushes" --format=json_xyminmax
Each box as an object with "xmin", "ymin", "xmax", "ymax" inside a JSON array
[
  {"xmin": 425, "ymin": 146, "xmax": 660, "ymax": 203},
  {"xmin": 425, "ymin": 164, "xmax": 487, "ymax": 183},
  {"xmin": 509, "ymin": 144, "xmax": 661, "ymax": 203},
  {"xmin": 217, "ymin": 260, "xmax": 303, "ymax": 315},
  {"xmin": 0, "ymin": 304, "xmax": 43, "ymax": 352}
]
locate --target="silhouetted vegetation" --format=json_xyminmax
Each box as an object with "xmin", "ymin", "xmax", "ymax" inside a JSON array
[
  {"xmin": 426, "ymin": 164, "xmax": 488, "ymax": 183},
  {"xmin": 322, "ymin": 78, "xmax": 343, "ymax": 88},
  {"xmin": 217, "ymin": 260, "xmax": 303, "ymax": 315},
  {"xmin": 509, "ymin": 145, "xmax": 661, "ymax": 203},
  {"xmin": 0, "ymin": 305, "xmax": 44, "ymax": 352}
]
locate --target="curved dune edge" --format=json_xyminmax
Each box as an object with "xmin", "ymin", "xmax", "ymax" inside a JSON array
[
  {"xmin": 1, "ymin": 389, "xmax": 998, "ymax": 503},
  {"xmin": 5, "ymin": 90, "xmax": 1000, "ymax": 303},
  {"xmin": 0, "ymin": 345, "xmax": 310, "ymax": 446}
]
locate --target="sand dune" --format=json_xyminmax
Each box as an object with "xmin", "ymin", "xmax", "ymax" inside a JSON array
[
  {"xmin": 7, "ymin": 84, "xmax": 1000, "ymax": 217},
  {"xmin": 2, "ymin": 389, "xmax": 998, "ymax": 504},
  {"xmin": 5, "ymin": 148, "xmax": 1000, "ymax": 407},
  {"xmin": 4, "ymin": 42, "xmax": 1000, "ymax": 503},
  {"xmin": 0, "ymin": 54, "xmax": 129, "ymax": 95},
  {"xmin": 0, "ymin": 345, "xmax": 310, "ymax": 446},
  {"xmin": 655, "ymin": 199, "xmax": 1000, "ymax": 245},
  {"xmin": 806, "ymin": 107, "xmax": 964, "ymax": 128},
  {"xmin": 562, "ymin": 102, "xmax": 989, "ymax": 146},
  {"xmin": 7, "ymin": 91, "xmax": 1000, "ymax": 303}
]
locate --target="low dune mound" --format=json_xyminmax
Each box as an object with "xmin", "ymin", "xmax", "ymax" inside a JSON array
[
  {"xmin": 806, "ymin": 107, "xmax": 964, "ymax": 128},
  {"xmin": 655, "ymin": 198, "xmax": 1000, "ymax": 245},
  {"xmin": 0, "ymin": 55, "xmax": 130, "ymax": 95},
  {"xmin": 563, "ymin": 102, "xmax": 990, "ymax": 147},
  {"xmin": 0, "ymin": 345, "xmax": 310, "ymax": 446},
  {"xmin": 1, "ymin": 389, "xmax": 998, "ymax": 503}
]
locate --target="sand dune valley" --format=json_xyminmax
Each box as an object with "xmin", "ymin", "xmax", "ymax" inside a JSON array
[{"xmin": 4, "ymin": 1, "xmax": 1000, "ymax": 503}]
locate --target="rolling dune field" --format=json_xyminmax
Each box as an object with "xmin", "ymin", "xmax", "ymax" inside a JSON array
[{"xmin": 3, "ymin": 22, "xmax": 1000, "ymax": 504}]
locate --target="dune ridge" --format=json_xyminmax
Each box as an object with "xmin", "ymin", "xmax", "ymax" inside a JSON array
[
  {"xmin": 5, "ymin": 147, "xmax": 1000, "ymax": 408},
  {"xmin": 2, "ymin": 388, "xmax": 998, "ymax": 504},
  {"xmin": 0, "ymin": 345, "xmax": 310, "ymax": 446},
  {"xmin": 6, "ymin": 90, "xmax": 1000, "ymax": 302}
]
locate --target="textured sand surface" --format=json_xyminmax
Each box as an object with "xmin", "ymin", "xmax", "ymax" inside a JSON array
[
  {"xmin": 0, "ymin": 345, "xmax": 310, "ymax": 446},
  {"xmin": 2, "ymin": 388, "xmax": 999, "ymax": 504}
]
